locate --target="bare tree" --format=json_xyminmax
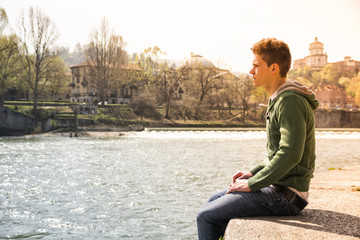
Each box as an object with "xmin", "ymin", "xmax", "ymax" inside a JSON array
[
  {"xmin": 17, "ymin": 7, "xmax": 59, "ymax": 113},
  {"xmin": 158, "ymin": 66, "xmax": 185, "ymax": 119},
  {"xmin": 86, "ymin": 18, "xmax": 127, "ymax": 105},
  {"xmin": 182, "ymin": 59, "xmax": 222, "ymax": 119},
  {"xmin": 211, "ymin": 74, "xmax": 238, "ymax": 118},
  {"xmin": 235, "ymin": 74, "xmax": 254, "ymax": 122}
]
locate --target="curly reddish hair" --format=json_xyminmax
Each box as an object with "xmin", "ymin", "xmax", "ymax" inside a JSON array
[{"xmin": 251, "ymin": 38, "xmax": 291, "ymax": 78}]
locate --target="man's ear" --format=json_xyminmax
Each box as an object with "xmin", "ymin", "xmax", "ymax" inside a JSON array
[{"xmin": 270, "ymin": 63, "xmax": 280, "ymax": 74}]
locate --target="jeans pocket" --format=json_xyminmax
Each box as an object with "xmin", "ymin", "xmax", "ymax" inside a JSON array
[{"xmin": 266, "ymin": 197, "xmax": 301, "ymax": 216}]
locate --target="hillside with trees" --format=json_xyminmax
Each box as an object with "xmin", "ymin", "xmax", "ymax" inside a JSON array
[
  {"xmin": 1, "ymin": 6, "xmax": 359, "ymax": 133},
  {"xmin": 288, "ymin": 64, "xmax": 360, "ymax": 107}
]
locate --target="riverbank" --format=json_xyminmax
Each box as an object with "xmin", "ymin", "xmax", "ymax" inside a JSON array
[
  {"xmin": 224, "ymin": 165, "xmax": 360, "ymax": 239},
  {"xmin": 26, "ymin": 127, "xmax": 360, "ymax": 138},
  {"xmin": 3, "ymin": 102, "xmax": 360, "ymax": 136}
]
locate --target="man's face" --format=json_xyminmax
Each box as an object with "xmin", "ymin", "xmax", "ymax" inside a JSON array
[{"xmin": 249, "ymin": 54, "xmax": 271, "ymax": 88}]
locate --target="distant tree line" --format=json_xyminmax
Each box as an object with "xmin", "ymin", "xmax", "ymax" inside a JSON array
[
  {"xmin": 0, "ymin": 7, "xmax": 262, "ymax": 122},
  {"xmin": 1, "ymin": 6, "xmax": 359, "ymax": 122}
]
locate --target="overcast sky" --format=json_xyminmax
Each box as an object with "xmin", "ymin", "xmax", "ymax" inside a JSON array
[{"xmin": 1, "ymin": 0, "xmax": 360, "ymax": 73}]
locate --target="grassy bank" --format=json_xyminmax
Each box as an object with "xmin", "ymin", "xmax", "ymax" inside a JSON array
[{"xmin": 4, "ymin": 101, "xmax": 266, "ymax": 130}]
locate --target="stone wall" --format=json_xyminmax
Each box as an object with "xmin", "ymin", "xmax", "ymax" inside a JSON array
[
  {"xmin": 0, "ymin": 106, "xmax": 40, "ymax": 135},
  {"xmin": 0, "ymin": 106, "xmax": 57, "ymax": 135},
  {"xmin": 315, "ymin": 109, "xmax": 360, "ymax": 128}
]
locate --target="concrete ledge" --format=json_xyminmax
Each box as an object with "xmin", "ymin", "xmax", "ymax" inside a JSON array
[{"xmin": 224, "ymin": 166, "xmax": 360, "ymax": 239}]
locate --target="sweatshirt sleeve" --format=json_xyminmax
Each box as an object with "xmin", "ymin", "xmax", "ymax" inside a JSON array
[
  {"xmin": 250, "ymin": 160, "xmax": 267, "ymax": 175},
  {"xmin": 248, "ymin": 94, "xmax": 308, "ymax": 191}
]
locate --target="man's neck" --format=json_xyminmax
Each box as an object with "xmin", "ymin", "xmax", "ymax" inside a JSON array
[{"xmin": 265, "ymin": 77, "xmax": 286, "ymax": 96}]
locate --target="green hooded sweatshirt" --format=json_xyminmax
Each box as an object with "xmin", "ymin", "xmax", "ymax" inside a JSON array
[{"xmin": 248, "ymin": 81, "xmax": 319, "ymax": 192}]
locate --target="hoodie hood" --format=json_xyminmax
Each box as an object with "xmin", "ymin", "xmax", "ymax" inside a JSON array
[{"xmin": 271, "ymin": 80, "xmax": 319, "ymax": 110}]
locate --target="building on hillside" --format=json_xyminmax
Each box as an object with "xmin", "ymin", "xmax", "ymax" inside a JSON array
[
  {"xmin": 293, "ymin": 38, "xmax": 359, "ymax": 110},
  {"xmin": 187, "ymin": 54, "xmax": 216, "ymax": 68},
  {"xmin": 179, "ymin": 53, "xmax": 238, "ymax": 80},
  {"xmin": 293, "ymin": 37, "xmax": 328, "ymax": 70},
  {"xmin": 312, "ymin": 85, "xmax": 349, "ymax": 109},
  {"xmin": 293, "ymin": 37, "xmax": 360, "ymax": 73},
  {"xmin": 292, "ymin": 58, "xmax": 307, "ymax": 69},
  {"xmin": 332, "ymin": 56, "xmax": 360, "ymax": 75},
  {"xmin": 69, "ymin": 62, "xmax": 142, "ymax": 104},
  {"xmin": 63, "ymin": 71, "xmax": 72, "ymax": 100},
  {"xmin": 180, "ymin": 54, "xmax": 236, "ymax": 77}
]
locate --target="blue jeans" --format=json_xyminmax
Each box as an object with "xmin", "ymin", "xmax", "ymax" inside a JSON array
[{"xmin": 196, "ymin": 186, "xmax": 301, "ymax": 240}]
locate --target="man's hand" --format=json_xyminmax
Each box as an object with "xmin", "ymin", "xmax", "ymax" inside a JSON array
[
  {"xmin": 226, "ymin": 179, "xmax": 251, "ymax": 193},
  {"xmin": 226, "ymin": 171, "xmax": 253, "ymax": 194},
  {"xmin": 231, "ymin": 171, "xmax": 253, "ymax": 184}
]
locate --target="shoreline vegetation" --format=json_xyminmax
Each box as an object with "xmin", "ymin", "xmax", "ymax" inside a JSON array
[{"xmin": 2, "ymin": 102, "xmax": 360, "ymax": 136}]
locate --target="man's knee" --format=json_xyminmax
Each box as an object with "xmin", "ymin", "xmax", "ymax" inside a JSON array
[
  {"xmin": 196, "ymin": 208, "xmax": 207, "ymax": 223},
  {"xmin": 197, "ymin": 206, "xmax": 215, "ymax": 225}
]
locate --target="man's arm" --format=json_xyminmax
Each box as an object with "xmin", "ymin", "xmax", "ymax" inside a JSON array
[{"xmin": 248, "ymin": 94, "xmax": 308, "ymax": 191}]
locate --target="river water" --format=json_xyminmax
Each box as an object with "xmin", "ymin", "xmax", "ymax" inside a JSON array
[{"xmin": 1, "ymin": 130, "xmax": 360, "ymax": 239}]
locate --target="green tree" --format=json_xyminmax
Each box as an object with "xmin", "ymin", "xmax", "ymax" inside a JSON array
[
  {"xmin": 136, "ymin": 46, "xmax": 186, "ymax": 119},
  {"xmin": 301, "ymin": 66, "xmax": 313, "ymax": 80},
  {"xmin": 339, "ymin": 76, "xmax": 360, "ymax": 107},
  {"xmin": 311, "ymin": 71, "xmax": 322, "ymax": 87},
  {"xmin": 42, "ymin": 56, "xmax": 68, "ymax": 101},
  {"xmin": 250, "ymin": 86, "xmax": 268, "ymax": 105},
  {"xmin": 136, "ymin": 46, "xmax": 166, "ymax": 85},
  {"xmin": 352, "ymin": 77, "xmax": 360, "ymax": 107},
  {"xmin": 288, "ymin": 66, "xmax": 313, "ymax": 87},
  {"xmin": 339, "ymin": 77, "xmax": 353, "ymax": 96},
  {"xmin": 17, "ymin": 7, "xmax": 59, "ymax": 113},
  {"xmin": 320, "ymin": 64, "xmax": 339, "ymax": 85},
  {"xmin": 0, "ymin": 34, "xmax": 20, "ymax": 104}
]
